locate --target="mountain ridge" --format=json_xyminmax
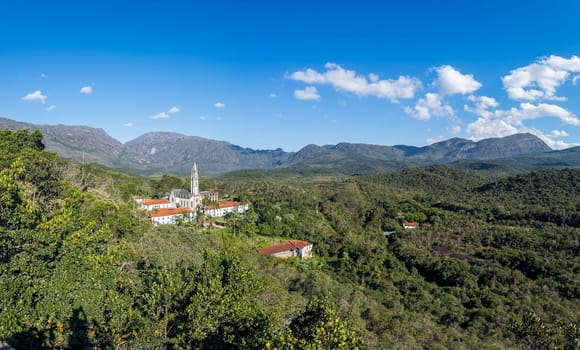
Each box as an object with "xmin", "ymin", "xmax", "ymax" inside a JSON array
[{"xmin": 1, "ymin": 117, "xmax": 574, "ymax": 174}]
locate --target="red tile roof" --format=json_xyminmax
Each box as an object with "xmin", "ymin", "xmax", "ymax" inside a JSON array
[
  {"xmin": 148, "ymin": 208, "xmax": 193, "ymax": 218},
  {"xmin": 143, "ymin": 198, "xmax": 172, "ymax": 206},
  {"xmin": 404, "ymin": 221, "xmax": 420, "ymax": 227},
  {"xmin": 257, "ymin": 240, "xmax": 312, "ymax": 256},
  {"xmin": 205, "ymin": 201, "xmax": 241, "ymax": 210}
]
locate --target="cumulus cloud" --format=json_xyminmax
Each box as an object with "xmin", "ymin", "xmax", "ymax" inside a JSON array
[
  {"xmin": 466, "ymin": 118, "xmax": 519, "ymax": 140},
  {"xmin": 550, "ymin": 129, "xmax": 569, "ymax": 137},
  {"xmin": 46, "ymin": 105, "xmax": 56, "ymax": 111},
  {"xmin": 404, "ymin": 93, "xmax": 454, "ymax": 120},
  {"xmin": 123, "ymin": 122, "xmax": 133, "ymax": 127},
  {"xmin": 466, "ymin": 102, "xmax": 579, "ymax": 149},
  {"xmin": 502, "ymin": 55, "xmax": 580, "ymax": 101},
  {"xmin": 152, "ymin": 106, "xmax": 180, "ymax": 120},
  {"xmin": 294, "ymin": 86, "xmax": 320, "ymax": 101},
  {"xmin": 463, "ymin": 95, "xmax": 499, "ymax": 118},
  {"xmin": 435, "ymin": 65, "xmax": 482, "ymax": 95},
  {"xmin": 448, "ymin": 125, "xmax": 462, "ymax": 134},
  {"xmin": 504, "ymin": 103, "xmax": 579, "ymax": 126},
  {"xmin": 80, "ymin": 86, "xmax": 93, "ymax": 95},
  {"xmin": 269, "ymin": 93, "xmax": 278, "ymax": 98},
  {"xmin": 544, "ymin": 55, "xmax": 580, "ymax": 71},
  {"xmin": 288, "ymin": 62, "xmax": 422, "ymax": 102},
  {"xmin": 22, "ymin": 90, "xmax": 47, "ymax": 104},
  {"xmin": 214, "ymin": 102, "xmax": 225, "ymax": 108}
]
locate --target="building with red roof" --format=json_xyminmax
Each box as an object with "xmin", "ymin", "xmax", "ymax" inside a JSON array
[
  {"xmin": 257, "ymin": 240, "xmax": 313, "ymax": 259},
  {"xmin": 403, "ymin": 221, "xmax": 420, "ymax": 229},
  {"xmin": 203, "ymin": 201, "xmax": 249, "ymax": 218},
  {"xmin": 147, "ymin": 207, "xmax": 195, "ymax": 225},
  {"xmin": 141, "ymin": 198, "xmax": 175, "ymax": 211}
]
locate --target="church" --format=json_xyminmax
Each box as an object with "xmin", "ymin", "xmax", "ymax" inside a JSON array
[{"xmin": 168, "ymin": 163, "xmax": 203, "ymax": 209}]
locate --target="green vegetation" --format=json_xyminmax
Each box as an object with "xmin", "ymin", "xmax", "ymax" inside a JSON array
[{"xmin": 0, "ymin": 129, "xmax": 578, "ymax": 349}]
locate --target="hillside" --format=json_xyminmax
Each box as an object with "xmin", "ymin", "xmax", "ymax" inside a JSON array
[
  {"xmin": 1, "ymin": 129, "xmax": 579, "ymax": 349},
  {"xmin": 0, "ymin": 117, "xmax": 123, "ymax": 167},
  {"xmin": 2, "ymin": 117, "xmax": 575, "ymax": 175}
]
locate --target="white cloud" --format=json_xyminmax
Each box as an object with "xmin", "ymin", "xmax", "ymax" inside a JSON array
[
  {"xmin": 466, "ymin": 118, "xmax": 519, "ymax": 140},
  {"xmin": 448, "ymin": 125, "xmax": 461, "ymax": 134},
  {"xmin": 199, "ymin": 116, "xmax": 207, "ymax": 120},
  {"xmin": 573, "ymin": 76, "xmax": 580, "ymax": 85},
  {"xmin": 152, "ymin": 112, "xmax": 170, "ymax": 119},
  {"xmin": 435, "ymin": 65, "xmax": 482, "ymax": 95},
  {"xmin": 152, "ymin": 106, "xmax": 180, "ymax": 120},
  {"xmin": 80, "ymin": 86, "xmax": 93, "ymax": 95},
  {"xmin": 214, "ymin": 102, "xmax": 225, "ymax": 108},
  {"xmin": 527, "ymin": 129, "xmax": 573, "ymax": 149},
  {"xmin": 404, "ymin": 93, "xmax": 454, "ymax": 120},
  {"xmin": 269, "ymin": 93, "xmax": 278, "ymax": 98},
  {"xmin": 464, "ymin": 95, "xmax": 499, "ymax": 118},
  {"xmin": 123, "ymin": 122, "xmax": 133, "ymax": 128},
  {"xmin": 504, "ymin": 102, "xmax": 579, "ymax": 126},
  {"xmin": 468, "ymin": 123, "xmax": 571, "ymax": 149},
  {"xmin": 22, "ymin": 90, "xmax": 47, "ymax": 104},
  {"xmin": 544, "ymin": 55, "xmax": 580, "ymax": 71},
  {"xmin": 288, "ymin": 62, "xmax": 422, "ymax": 102},
  {"xmin": 549, "ymin": 129, "xmax": 569, "ymax": 137},
  {"xmin": 466, "ymin": 101, "xmax": 579, "ymax": 149},
  {"xmin": 426, "ymin": 136, "xmax": 445, "ymax": 144},
  {"xmin": 294, "ymin": 86, "xmax": 320, "ymax": 101},
  {"xmin": 502, "ymin": 55, "xmax": 580, "ymax": 101},
  {"xmin": 40, "ymin": 73, "xmax": 47, "ymax": 79},
  {"xmin": 45, "ymin": 105, "xmax": 56, "ymax": 111}
]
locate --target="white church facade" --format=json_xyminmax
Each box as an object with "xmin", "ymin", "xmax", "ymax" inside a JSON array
[{"xmin": 168, "ymin": 163, "xmax": 203, "ymax": 209}]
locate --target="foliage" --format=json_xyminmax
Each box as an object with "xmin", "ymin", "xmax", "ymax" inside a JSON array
[{"xmin": 0, "ymin": 129, "xmax": 578, "ymax": 349}]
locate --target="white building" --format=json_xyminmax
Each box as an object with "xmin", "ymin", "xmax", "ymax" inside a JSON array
[
  {"xmin": 148, "ymin": 207, "xmax": 195, "ymax": 225},
  {"xmin": 141, "ymin": 198, "xmax": 175, "ymax": 211},
  {"xmin": 203, "ymin": 201, "xmax": 249, "ymax": 218}
]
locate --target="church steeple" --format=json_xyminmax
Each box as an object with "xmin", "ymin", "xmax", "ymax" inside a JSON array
[{"xmin": 191, "ymin": 162, "xmax": 199, "ymax": 197}]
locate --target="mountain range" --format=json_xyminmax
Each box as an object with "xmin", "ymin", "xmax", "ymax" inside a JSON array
[{"xmin": 1, "ymin": 117, "xmax": 578, "ymax": 174}]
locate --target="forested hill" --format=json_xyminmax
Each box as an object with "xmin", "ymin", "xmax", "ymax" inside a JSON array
[
  {"xmin": 0, "ymin": 129, "xmax": 578, "ymax": 349},
  {"xmin": 4, "ymin": 117, "xmax": 579, "ymax": 175}
]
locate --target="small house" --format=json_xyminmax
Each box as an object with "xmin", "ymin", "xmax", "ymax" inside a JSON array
[
  {"xmin": 257, "ymin": 240, "xmax": 313, "ymax": 259},
  {"xmin": 403, "ymin": 221, "xmax": 420, "ymax": 229}
]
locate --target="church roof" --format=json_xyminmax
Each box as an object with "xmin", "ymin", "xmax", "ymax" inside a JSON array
[{"xmin": 170, "ymin": 189, "xmax": 191, "ymax": 198}]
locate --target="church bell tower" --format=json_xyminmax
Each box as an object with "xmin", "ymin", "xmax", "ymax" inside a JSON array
[{"xmin": 191, "ymin": 163, "xmax": 200, "ymax": 208}]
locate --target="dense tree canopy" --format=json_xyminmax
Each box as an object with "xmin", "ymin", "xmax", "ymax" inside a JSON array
[{"xmin": 0, "ymin": 129, "xmax": 578, "ymax": 349}]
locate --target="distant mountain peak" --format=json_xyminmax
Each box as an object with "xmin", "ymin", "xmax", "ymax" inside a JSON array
[{"xmin": 0, "ymin": 117, "xmax": 568, "ymax": 174}]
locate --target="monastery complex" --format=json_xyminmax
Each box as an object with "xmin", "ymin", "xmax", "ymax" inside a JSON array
[{"xmin": 135, "ymin": 163, "xmax": 248, "ymax": 225}]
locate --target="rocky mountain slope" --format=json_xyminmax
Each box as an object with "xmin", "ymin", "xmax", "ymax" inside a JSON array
[{"xmin": 1, "ymin": 117, "xmax": 573, "ymax": 174}]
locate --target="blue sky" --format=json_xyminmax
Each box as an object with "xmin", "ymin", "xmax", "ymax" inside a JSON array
[{"xmin": 1, "ymin": 1, "xmax": 580, "ymax": 151}]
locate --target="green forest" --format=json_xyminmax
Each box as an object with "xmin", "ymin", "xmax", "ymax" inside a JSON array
[{"xmin": 0, "ymin": 129, "xmax": 578, "ymax": 349}]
